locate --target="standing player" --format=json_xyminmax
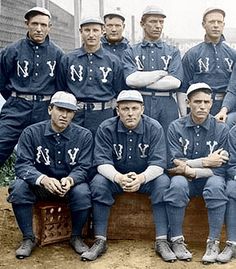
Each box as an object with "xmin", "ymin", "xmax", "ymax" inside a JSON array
[
  {"xmin": 0, "ymin": 6, "xmax": 64, "ymax": 167},
  {"xmin": 123, "ymin": 5, "xmax": 183, "ymax": 133},
  {"xmin": 58, "ymin": 17, "xmax": 123, "ymax": 135},
  {"xmin": 102, "ymin": 10, "xmax": 130, "ymax": 59},
  {"xmin": 102, "ymin": 10, "xmax": 130, "ymax": 90},
  {"xmin": 7, "ymin": 91, "xmax": 93, "ymax": 259},
  {"xmin": 81, "ymin": 90, "xmax": 176, "ymax": 263},
  {"xmin": 164, "ymin": 83, "xmax": 229, "ymax": 263},
  {"xmin": 180, "ymin": 7, "xmax": 236, "ymax": 124}
]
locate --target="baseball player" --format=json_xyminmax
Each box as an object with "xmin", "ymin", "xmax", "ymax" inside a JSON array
[
  {"xmin": 123, "ymin": 5, "xmax": 183, "ymax": 133},
  {"xmin": 81, "ymin": 90, "xmax": 176, "ymax": 263},
  {"xmin": 0, "ymin": 6, "xmax": 64, "ymax": 167},
  {"xmin": 7, "ymin": 91, "xmax": 93, "ymax": 259},
  {"xmin": 164, "ymin": 83, "xmax": 229, "ymax": 263},
  {"xmin": 217, "ymin": 125, "xmax": 236, "ymax": 263},
  {"xmin": 57, "ymin": 17, "xmax": 123, "ymax": 135},
  {"xmin": 180, "ymin": 7, "xmax": 236, "ymax": 125}
]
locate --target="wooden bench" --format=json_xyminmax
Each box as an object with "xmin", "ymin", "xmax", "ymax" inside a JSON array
[{"xmin": 33, "ymin": 193, "xmax": 226, "ymax": 246}]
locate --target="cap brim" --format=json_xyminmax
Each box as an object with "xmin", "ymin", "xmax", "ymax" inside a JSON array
[{"xmin": 53, "ymin": 102, "xmax": 77, "ymax": 111}]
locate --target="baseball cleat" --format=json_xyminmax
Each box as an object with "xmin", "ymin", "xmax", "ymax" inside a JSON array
[
  {"xmin": 15, "ymin": 238, "xmax": 36, "ymax": 259},
  {"xmin": 70, "ymin": 236, "xmax": 89, "ymax": 254},
  {"xmin": 81, "ymin": 238, "xmax": 107, "ymax": 261},
  {"xmin": 171, "ymin": 238, "xmax": 192, "ymax": 261},
  {"xmin": 217, "ymin": 242, "xmax": 236, "ymax": 263},
  {"xmin": 202, "ymin": 240, "xmax": 220, "ymax": 264},
  {"xmin": 155, "ymin": 239, "xmax": 177, "ymax": 262}
]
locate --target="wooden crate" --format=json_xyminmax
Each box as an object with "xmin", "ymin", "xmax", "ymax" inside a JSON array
[{"xmin": 33, "ymin": 202, "xmax": 72, "ymax": 246}]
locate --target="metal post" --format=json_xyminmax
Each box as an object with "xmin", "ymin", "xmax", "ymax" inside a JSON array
[
  {"xmin": 99, "ymin": 0, "xmax": 104, "ymax": 19},
  {"xmin": 74, "ymin": 0, "xmax": 82, "ymax": 48},
  {"xmin": 131, "ymin": 15, "xmax": 135, "ymax": 44}
]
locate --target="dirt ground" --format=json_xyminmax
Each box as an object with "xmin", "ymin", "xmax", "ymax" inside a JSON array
[{"xmin": 0, "ymin": 187, "xmax": 236, "ymax": 269}]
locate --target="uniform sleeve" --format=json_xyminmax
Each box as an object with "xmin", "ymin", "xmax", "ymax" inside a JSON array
[
  {"xmin": 166, "ymin": 47, "xmax": 183, "ymax": 82},
  {"xmin": 112, "ymin": 57, "xmax": 124, "ymax": 95},
  {"xmin": 180, "ymin": 50, "xmax": 195, "ymax": 93},
  {"xmin": 226, "ymin": 126, "xmax": 236, "ymax": 179},
  {"xmin": 222, "ymin": 65, "xmax": 236, "ymax": 112},
  {"xmin": 15, "ymin": 129, "xmax": 43, "ymax": 185},
  {"xmin": 167, "ymin": 122, "xmax": 185, "ymax": 168},
  {"xmin": 122, "ymin": 47, "xmax": 138, "ymax": 80},
  {"xmin": 68, "ymin": 130, "xmax": 93, "ymax": 185},
  {"xmin": 56, "ymin": 54, "xmax": 69, "ymax": 91},
  {"xmin": 93, "ymin": 125, "xmax": 114, "ymax": 167},
  {"xmin": 147, "ymin": 124, "xmax": 167, "ymax": 169},
  {"xmin": 0, "ymin": 47, "xmax": 14, "ymax": 99}
]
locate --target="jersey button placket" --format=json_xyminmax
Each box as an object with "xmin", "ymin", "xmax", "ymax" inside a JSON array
[
  {"xmin": 194, "ymin": 126, "xmax": 201, "ymax": 157},
  {"xmin": 127, "ymin": 130, "xmax": 133, "ymax": 160}
]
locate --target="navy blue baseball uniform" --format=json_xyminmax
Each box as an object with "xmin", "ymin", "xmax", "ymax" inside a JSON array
[
  {"xmin": 87, "ymin": 114, "xmax": 171, "ymax": 256},
  {"xmin": 219, "ymin": 125, "xmax": 236, "ymax": 259},
  {"xmin": 123, "ymin": 40, "xmax": 183, "ymax": 133},
  {"xmin": 0, "ymin": 35, "xmax": 63, "ymax": 166},
  {"xmin": 163, "ymin": 114, "xmax": 229, "ymax": 260},
  {"xmin": 57, "ymin": 47, "xmax": 123, "ymax": 135},
  {"xmin": 181, "ymin": 36, "xmax": 236, "ymax": 115},
  {"xmin": 8, "ymin": 119, "xmax": 93, "ymax": 254}
]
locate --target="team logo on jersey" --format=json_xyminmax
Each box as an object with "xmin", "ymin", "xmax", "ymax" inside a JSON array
[
  {"xmin": 225, "ymin": 58, "xmax": 234, "ymax": 72},
  {"xmin": 17, "ymin": 60, "xmax": 29, "ymax": 77},
  {"xmin": 68, "ymin": 148, "xmax": 79, "ymax": 165},
  {"xmin": 99, "ymin": 67, "xmax": 112, "ymax": 83},
  {"xmin": 113, "ymin": 144, "xmax": 123, "ymax": 160},
  {"xmin": 161, "ymin": 55, "xmax": 172, "ymax": 70},
  {"xmin": 198, "ymin": 57, "xmax": 209, "ymax": 72},
  {"xmin": 206, "ymin": 140, "xmax": 218, "ymax": 154},
  {"xmin": 36, "ymin": 146, "xmax": 50, "ymax": 165},
  {"xmin": 70, "ymin": 65, "xmax": 83, "ymax": 81},
  {"xmin": 138, "ymin": 143, "xmax": 149, "ymax": 158},
  {"xmin": 179, "ymin": 137, "xmax": 190, "ymax": 156},
  {"xmin": 47, "ymin": 61, "xmax": 56, "ymax": 77},
  {"xmin": 135, "ymin": 56, "xmax": 144, "ymax": 70}
]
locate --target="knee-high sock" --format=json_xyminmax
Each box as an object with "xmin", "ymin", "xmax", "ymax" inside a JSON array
[
  {"xmin": 152, "ymin": 202, "xmax": 168, "ymax": 237},
  {"xmin": 225, "ymin": 198, "xmax": 236, "ymax": 241},
  {"xmin": 92, "ymin": 202, "xmax": 111, "ymax": 238},
  {"xmin": 208, "ymin": 204, "xmax": 226, "ymax": 240},
  {"xmin": 12, "ymin": 204, "xmax": 34, "ymax": 240},
  {"xmin": 71, "ymin": 208, "xmax": 90, "ymax": 237},
  {"xmin": 166, "ymin": 204, "xmax": 185, "ymax": 238}
]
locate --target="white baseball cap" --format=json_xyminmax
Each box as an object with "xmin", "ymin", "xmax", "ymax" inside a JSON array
[
  {"xmin": 24, "ymin": 6, "xmax": 51, "ymax": 20},
  {"xmin": 186, "ymin": 83, "xmax": 212, "ymax": 98},
  {"xmin": 104, "ymin": 10, "xmax": 125, "ymax": 22},
  {"xmin": 203, "ymin": 7, "xmax": 225, "ymax": 20},
  {"xmin": 117, "ymin": 90, "xmax": 143, "ymax": 103},
  {"xmin": 50, "ymin": 91, "xmax": 77, "ymax": 111},
  {"xmin": 80, "ymin": 17, "xmax": 104, "ymax": 27},
  {"xmin": 142, "ymin": 5, "xmax": 166, "ymax": 18}
]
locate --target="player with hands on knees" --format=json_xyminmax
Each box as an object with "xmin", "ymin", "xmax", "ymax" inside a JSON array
[{"xmin": 7, "ymin": 91, "xmax": 93, "ymax": 260}]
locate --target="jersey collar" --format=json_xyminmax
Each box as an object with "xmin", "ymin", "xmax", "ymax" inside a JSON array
[
  {"xmin": 44, "ymin": 120, "xmax": 72, "ymax": 139},
  {"xmin": 141, "ymin": 39, "xmax": 163, "ymax": 48},
  {"xmin": 117, "ymin": 117, "xmax": 144, "ymax": 134},
  {"xmin": 26, "ymin": 34, "xmax": 50, "ymax": 48},
  {"xmin": 186, "ymin": 114, "xmax": 211, "ymax": 130}
]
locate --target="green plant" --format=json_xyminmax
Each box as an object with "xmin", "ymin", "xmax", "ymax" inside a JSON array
[{"xmin": 0, "ymin": 152, "xmax": 16, "ymax": 186}]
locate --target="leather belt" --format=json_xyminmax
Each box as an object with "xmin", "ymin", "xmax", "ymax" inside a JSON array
[
  {"xmin": 140, "ymin": 91, "xmax": 172, "ymax": 97},
  {"xmin": 214, "ymin": 93, "xmax": 225, "ymax": 101},
  {"xmin": 77, "ymin": 99, "xmax": 115, "ymax": 111},
  {"xmin": 11, "ymin": 91, "xmax": 51, "ymax": 101}
]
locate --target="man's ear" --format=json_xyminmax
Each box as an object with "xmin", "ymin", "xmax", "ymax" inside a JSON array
[
  {"xmin": 186, "ymin": 98, "xmax": 190, "ymax": 108},
  {"xmin": 48, "ymin": 106, "xmax": 52, "ymax": 116},
  {"xmin": 116, "ymin": 106, "xmax": 119, "ymax": 116}
]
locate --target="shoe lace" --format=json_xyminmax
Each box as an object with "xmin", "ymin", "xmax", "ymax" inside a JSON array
[
  {"xmin": 90, "ymin": 239, "xmax": 104, "ymax": 251},
  {"xmin": 21, "ymin": 239, "xmax": 33, "ymax": 250},
  {"xmin": 157, "ymin": 240, "xmax": 171, "ymax": 252},
  {"xmin": 206, "ymin": 241, "xmax": 218, "ymax": 255},
  {"xmin": 221, "ymin": 243, "xmax": 233, "ymax": 254},
  {"xmin": 173, "ymin": 239, "xmax": 188, "ymax": 253}
]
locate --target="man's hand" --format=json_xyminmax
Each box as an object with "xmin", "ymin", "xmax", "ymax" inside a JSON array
[
  {"xmin": 60, "ymin": 177, "xmax": 74, "ymax": 196},
  {"xmin": 114, "ymin": 173, "xmax": 132, "ymax": 188},
  {"xmin": 168, "ymin": 159, "xmax": 196, "ymax": 179},
  {"xmin": 202, "ymin": 149, "xmax": 229, "ymax": 168},
  {"xmin": 41, "ymin": 176, "xmax": 65, "ymax": 196},
  {"xmin": 215, "ymin": 107, "xmax": 228, "ymax": 123},
  {"xmin": 122, "ymin": 172, "xmax": 145, "ymax": 192}
]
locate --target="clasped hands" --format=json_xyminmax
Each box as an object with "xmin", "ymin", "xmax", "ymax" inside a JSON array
[
  {"xmin": 114, "ymin": 172, "xmax": 145, "ymax": 192},
  {"xmin": 168, "ymin": 159, "xmax": 196, "ymax": 179},
  {"xmin": 41, "ymin": 176, "xmax": 74, "ymax": 197}
]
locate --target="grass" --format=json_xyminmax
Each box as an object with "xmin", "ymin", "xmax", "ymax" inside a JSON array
[{"xmin": 0, "ymin": 153, "xmax": 16, "ymax": 186}]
